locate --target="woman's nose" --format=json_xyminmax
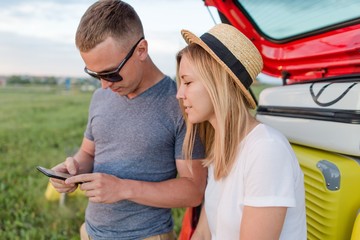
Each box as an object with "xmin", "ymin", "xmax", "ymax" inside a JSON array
[{"xmin": 176, "ymin": 85, "xmax": 185, "ymax": 99}]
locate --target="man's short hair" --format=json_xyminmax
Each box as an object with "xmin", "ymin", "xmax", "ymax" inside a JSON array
[{"xmin": 76, "ymin": 0, "xmax": 144, "ymax": 52}]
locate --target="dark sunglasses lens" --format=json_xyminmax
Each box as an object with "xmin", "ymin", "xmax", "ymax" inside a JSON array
[
  {"xmin": 89, "ymin": 73, "xmax": 101, "ymax": 80},
  {"xmin": 101, "ymin": 73, "xmax": 123, "ymax": 82},
  {"xmin": 84, "ymin": 69, "xmax": 101, "ymax": 80}
]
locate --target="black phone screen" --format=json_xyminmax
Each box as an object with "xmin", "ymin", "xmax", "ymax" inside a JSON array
[{"xmin": 36, "ymin": 166, "xmax": 73, "ymax": 180}]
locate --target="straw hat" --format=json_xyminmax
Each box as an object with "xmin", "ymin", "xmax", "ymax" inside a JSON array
[{"xmin": 181, "ymin": 23, "xmax": 263, "ymax": 109}]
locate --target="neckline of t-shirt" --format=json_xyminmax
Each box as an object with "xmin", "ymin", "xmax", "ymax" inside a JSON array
[
  {"xmin": 240, "ymin": 123, "xmax": 265, "ymax": 146},
  {"xmin": 119, "ymin": 75, "xmax": 170, "ymax": 102}
]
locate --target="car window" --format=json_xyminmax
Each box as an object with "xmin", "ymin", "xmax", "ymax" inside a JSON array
[{"xmin": 238, "ymin": 0, "xmax": 360, "ymax": 40}]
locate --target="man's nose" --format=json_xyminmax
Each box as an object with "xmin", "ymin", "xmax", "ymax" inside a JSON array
[{"xmin": 101, "ymin": 79, "xmax": 113, "ymax": 89}]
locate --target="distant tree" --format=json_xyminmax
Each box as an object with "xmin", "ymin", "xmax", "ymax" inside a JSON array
[
  {"xmin": 7, "ymin": 75, "xmax": 31, "ymax": 85},
  {"xmin": 47, "ymin": 77, "xmax": 57, "ymax": 85}
]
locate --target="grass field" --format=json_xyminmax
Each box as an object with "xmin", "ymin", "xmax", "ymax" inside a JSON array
[
  {"xmin": 0, "ymin": 83, "xmax": 270, "ymax": 239},
  {"xmin": 0, "ymin": 86, "xmax": 92, "ymax": 239}
]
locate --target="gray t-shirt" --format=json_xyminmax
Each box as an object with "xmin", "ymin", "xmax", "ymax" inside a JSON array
[{"xmin": 84, "ymin": 76, "xmax": 204, "ymax": 239}]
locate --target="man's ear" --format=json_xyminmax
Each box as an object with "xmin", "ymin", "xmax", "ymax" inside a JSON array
[{"xmin": 136, "ymin": 39, "xmax": 148, "ymax": 61}]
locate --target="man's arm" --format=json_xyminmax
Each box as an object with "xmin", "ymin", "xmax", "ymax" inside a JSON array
[
  {"xmin": 69, "ymin": 137, "xmax": 95, "ymax": 174},
  {"xmin": 65, "ymin": 159, "xmax": 207, "ymax": 207},
  {"xmin": 126, "ymin": 159, "xmax": 207, "ymax": 207},
  {"xmin": 50, "ymin": 137, "xmax": 95, "ymax": 193}
]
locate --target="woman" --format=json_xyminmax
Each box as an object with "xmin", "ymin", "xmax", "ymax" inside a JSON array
[{"xmin": 176, "ymin": 24, "xmax": 307, "ymax": 240}]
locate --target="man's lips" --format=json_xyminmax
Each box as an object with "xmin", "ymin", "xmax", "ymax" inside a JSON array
[{"xmin": 111, "ymin": 86, "xmax": 123, "ymax": 92}]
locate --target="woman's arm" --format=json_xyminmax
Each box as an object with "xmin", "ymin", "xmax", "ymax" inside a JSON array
[
  {"xmin": 240, "ymin": 206, "xmax": 287, "ymax": 240},
  {"xmin": 191, "ymin": 205, "xmax": 211, "ymax": 240}
]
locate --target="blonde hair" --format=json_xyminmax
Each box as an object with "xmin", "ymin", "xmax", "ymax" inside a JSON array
[
  {"xmin": 176, "ymin": 44, "xmax": 254, "ymax": 180},
  {"xmin": 76, "ymin": 0, "xmax": 144, "ymax": 52}
]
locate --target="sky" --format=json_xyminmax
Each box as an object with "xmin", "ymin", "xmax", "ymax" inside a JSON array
[{"xmin": 0, "ymin": 0, "xmax": 221, "ymax": 78}]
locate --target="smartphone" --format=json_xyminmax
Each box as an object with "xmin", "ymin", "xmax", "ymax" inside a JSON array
[{"xmin": 36, "ymin": 166, "xmax": 73, "ymax": 181}]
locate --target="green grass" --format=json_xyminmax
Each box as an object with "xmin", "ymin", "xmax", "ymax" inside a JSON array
[
  {"xmin": 0, "ymin": 83, "xmax": 271, "ymax": 239},
  {"xmin": 0, "ymin": 86, "xmax": 91, "ymax": 239},
  {"xmin": 0, "ymin": 85, "xmax": 190, "ymax": 239}
]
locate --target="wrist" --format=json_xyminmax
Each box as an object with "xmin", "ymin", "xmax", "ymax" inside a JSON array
[{"xmin": 121, "ymin": 179, "xmax": 139, "ymax": 201}]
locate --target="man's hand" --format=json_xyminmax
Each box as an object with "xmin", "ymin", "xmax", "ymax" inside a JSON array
[
  {"xmin": 49, "ymin": 157, "xmax": 80, "ymax": 193},
  {"xmin": 65, "ymin": 173, "xmax": 125, "ymax": 204}
]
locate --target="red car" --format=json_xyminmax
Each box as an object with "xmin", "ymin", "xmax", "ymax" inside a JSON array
[{"xmin": 179, "ymin": 1, "xmax": 360, "ymax": 239}]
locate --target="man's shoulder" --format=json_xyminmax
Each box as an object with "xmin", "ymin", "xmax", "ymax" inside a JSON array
[
  {"xmin": 160, "ymin": 75, "xmax": 177, "ymax": 89},
  {"xmin": 149, "ymin": 76, "xmax": 177, "ymax": 98},
  {"xmin": 92, "ymin": 87, "xmax": 109, "ymax": 97}
]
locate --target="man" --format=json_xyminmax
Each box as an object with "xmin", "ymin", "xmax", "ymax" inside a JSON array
[{"xmin": 50, "ymin": 1, "xmax": 206, "ymax": 239}]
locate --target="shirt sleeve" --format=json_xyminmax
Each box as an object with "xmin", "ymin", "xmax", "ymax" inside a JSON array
[
  {"xmin": 84, "ymin": 90, "xmax": 100, "ymax": 142},
  {"xmin": 174, "ymin": 116, "xmax": 205, "ymax": 160},
  {"xmin": 242, "ymin": 138, "xmax": 297, "ymax": 207}
]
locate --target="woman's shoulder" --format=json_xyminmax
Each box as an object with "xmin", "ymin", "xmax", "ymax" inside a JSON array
[
  {"xmin": 247, "ymin": 123, "xmax": 288, "ymax": 143},
  {"xmin": 242, "ymin": 123, "xmax": 294, "ymax": 157}
]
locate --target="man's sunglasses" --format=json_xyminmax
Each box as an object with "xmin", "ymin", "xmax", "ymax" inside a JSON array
[{"xmin": 84, "ymin": 37, "xmax": 144, "ymax": 82}]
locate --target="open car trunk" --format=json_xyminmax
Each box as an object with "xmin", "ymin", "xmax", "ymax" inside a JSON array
[
  {"xmin": 179, "ymin": 1, "xmax": 360, "ymax": 240},
  {"xmin": 202, "ymin": 0, "xmax": 360, "ymax": 156},
  {"xmin": 205, "ymin": 0, "xmax": 360, "ymax": 84}
]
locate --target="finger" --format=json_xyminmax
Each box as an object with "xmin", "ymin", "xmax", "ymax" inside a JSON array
[
  {"xmin": 66, "ymin": 186, "xmax": 78, "ymax": 193},
  {"xmin": 79, "ymin": 182, "xmax": 90, "ymax": 191},
  {"xmin": 49, "ymin": 177, "xmax": 65, "ymax": 186},
  {"xmin": 51, "ymin": 182, "xmax": 76, "ymax": 190},
  {"xmin": 50, "ymin": 181, "xmax": 77, "ymax": 193},
  {"xmin": 56, "ymin": 186, "xmax": 78, "ymax": 193},
  {"xmin": 87, "ymin": 191, "xmax": 104, "ymax": 203},
  {"xmin": 89, "ymin": 196, "xmax": 100, "ymax": 203},
  {"xmin": 78, "ymin": 180, "xmax": 98, "ymax": 192},
  {"xmin": 84, "ymin": 188, "xmax": 95, "ymax": 197},
  {"xmin": 64, "ymin": 157, "xmax": 80, "ymax": 175},
  {"xmin": 51, "ymin": 162, "xmax": 67, "ymax": 172},
  {"xmin": 65, "ymin": 173, "xmax": 94, "ymax": 184},
  {"xmin": 49, "ymin": 182, "xmax": 78, "ymax": 193},
  {"xmin": 83, "ymin": 189, "xmax": 100, "ymax": 203},
  {"xmin": 50, "ymin": 177, "xmax": 75, "ymax": 186}
]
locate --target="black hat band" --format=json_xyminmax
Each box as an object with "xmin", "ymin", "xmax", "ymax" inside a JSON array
[{"xmin": 200, "ymin": 33, "xmax": 252, "ymax": 89}]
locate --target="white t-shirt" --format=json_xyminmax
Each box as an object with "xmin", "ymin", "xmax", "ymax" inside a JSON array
[{"xmin": 205, "ymin": 124, "xmax": 307, "ymax": 240}]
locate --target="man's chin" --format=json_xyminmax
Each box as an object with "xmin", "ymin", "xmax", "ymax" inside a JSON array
[{"xmin": 111, "ymin": 88, "xmax": 127, "ymax": 95}]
